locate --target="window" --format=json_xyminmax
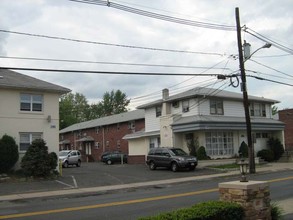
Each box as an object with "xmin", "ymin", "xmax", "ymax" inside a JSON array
[
  {"xmin": 106, "ymin": 141, "xmax": 109, "ymax": 148},
  {"xmin": 117, "ymin": 140, "xmax": 121, "ymax": 149},
  {"xmin": 250, "ymin": 103, "xmax": 266, "ymax": 117},
  {"xmin": 172, "ymin": 101, "xmax": 179, "ymax": 108},
  {"xmin": 117, "ymin": 123, "xmax": 120, "ymax": 130},
  {"xmin": 19, "ymin": 132, "xmax": 42, "ymax": 151},
  {"xmin": 205, "ymin": 131, "xmax": 234, "ymax": 156},
  {"xmin": 20, "ymin": 94, "xmax": 43, "ymax": 112},
  {"xmin": 210, "ymin": 100, "xmax": 223, "ymax": 115},
  {"xmin": 156, "ymin": 106, "xmax": 162, "ymax": 117},
  {"xmin": 128, "ymin": 121, "xmax": 135, "ymax": 130},
  {"xmin": 96, "ymin": 126, "xmax": 100, "ymax": 133},
  {"xmin": 182, "ymin": 100, "xmax": 189, "ymax": 113}
]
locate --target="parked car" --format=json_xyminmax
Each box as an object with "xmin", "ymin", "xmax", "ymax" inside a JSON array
[
  {"xmin": 146, "ymin": 147, "xmax": 197, "ymax": 172},
  {"xmin": 59, "ymin": 150, "xmax": 82, "ymax": 168},
  {"xmin": 101, "ymin": 152, "xmax": 128, "ymax": 165}
]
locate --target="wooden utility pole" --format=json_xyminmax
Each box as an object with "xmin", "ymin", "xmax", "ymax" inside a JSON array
[{"xmin": 235, "ymin": 7, "xmax": 256, "ymax": 173}]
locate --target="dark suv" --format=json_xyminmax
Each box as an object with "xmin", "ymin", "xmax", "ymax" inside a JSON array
[{"xmin": 146, "ymin": 147, "xmax": 197, "ymax": 172}]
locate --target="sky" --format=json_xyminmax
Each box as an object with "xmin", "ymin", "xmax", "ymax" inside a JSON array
[{"xmin": 0, "ymin": 0, "xmax": 292, "ymax": 110}]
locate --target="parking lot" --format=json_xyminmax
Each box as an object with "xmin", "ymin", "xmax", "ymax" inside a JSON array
[{"xmin": 58, "ymin": 162, "xmax": 220, "ymax": 189}]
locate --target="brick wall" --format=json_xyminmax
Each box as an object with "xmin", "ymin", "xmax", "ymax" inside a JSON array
[
  {"xmin": 59, "ymin": 118, "xmax": 145, "ymax": 162},
  {"xmin": 279, "ymin": 109, "xmax": 293, "ymax": 150}
]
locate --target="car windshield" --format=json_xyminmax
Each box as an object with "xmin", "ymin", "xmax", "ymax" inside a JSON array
[
  {"xmin": 59, "ymin": 151, "xmax": 70, "ymax": 156},
  {"xmin": 170, "ymin": 149, "xmax": 188, "ymax": 156}
]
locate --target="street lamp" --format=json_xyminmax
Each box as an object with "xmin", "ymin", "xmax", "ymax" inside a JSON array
[{"xmin": 243, "ymin": 41, "xmax": 272, "ymax": 61}]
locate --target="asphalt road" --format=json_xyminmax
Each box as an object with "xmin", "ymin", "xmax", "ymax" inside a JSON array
[{"xmin": 0, "ymin": 170, "xmax": 292, "ymax": 220}]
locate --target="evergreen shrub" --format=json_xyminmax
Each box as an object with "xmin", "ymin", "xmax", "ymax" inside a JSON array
[{"xmin": 0, "ymin": 134, "xmax": 19, "ymax": 173}]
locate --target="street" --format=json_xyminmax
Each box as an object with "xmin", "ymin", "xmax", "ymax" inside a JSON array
[{"xmin": 0, "ymin": 170, "xmax": 292, "ymax": 220}]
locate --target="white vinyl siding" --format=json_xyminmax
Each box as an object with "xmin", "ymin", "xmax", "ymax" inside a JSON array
[{"xmin": 145, "ymin": 108, "xmax": 160, "ymax": 132}]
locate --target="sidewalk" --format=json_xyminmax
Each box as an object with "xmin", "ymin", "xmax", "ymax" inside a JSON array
[{"xmin": 0, "ymin": 162, "xmax": 292, "ymax": 202}]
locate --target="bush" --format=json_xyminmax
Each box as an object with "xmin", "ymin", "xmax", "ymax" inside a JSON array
[
  {"xmin": 138, "ymin": 201, "xmax": 244, "ymax": 220},
  {"xmin": 268, "ymin": 138, "xmax": 284, "ymax": 161},
  {"xmin": 271, "ymin": 202, "xmax": 284, "ymax": 220},
  {"xmin": 21, "ymin": 139, "xmax": 57, "ymax": 178},
  {"xmin": 0, "ymin": 134, "xmax": 19, "ymax": 173},
  {"xmin": 257, "ymin": 149, "xmax": 274, "ymax": 162},
  {"xmin": 238, "ymin": 141, "xmax": 248, "ymax": 158},
  {"xmin": 197, "ymin": 146, "xmax": 210, "ymax": 160}
]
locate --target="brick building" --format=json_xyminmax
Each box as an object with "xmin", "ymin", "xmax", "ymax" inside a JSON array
[
  {"xmin": 59, "ymin": 110, "xmax": 145, "ymax": 163},
  {"xmin": 279, "ymin": 108, "xmax": 293, "ymax": 150}
]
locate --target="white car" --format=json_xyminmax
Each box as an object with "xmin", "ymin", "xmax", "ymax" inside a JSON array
[{"xmin": 59, "ymin": 150, "xmax": 81, "ymax": 168}]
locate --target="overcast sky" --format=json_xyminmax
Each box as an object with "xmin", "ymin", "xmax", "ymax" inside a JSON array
[{"xmin": 0, "ymin": 0, "xmax": 292, "ymax": 110}]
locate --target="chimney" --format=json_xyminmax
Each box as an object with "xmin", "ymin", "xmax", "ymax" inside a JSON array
[{"xmin": 162, "ymin": 88, "xmax": 169, "ymax": 100}]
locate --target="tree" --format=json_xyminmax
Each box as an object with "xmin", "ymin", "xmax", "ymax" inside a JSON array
[
  {"xmin": 238, "ymin": 141, "xmax": 248, "ymax": 158},
  {"xmin": 99, "ymin": 90, "xmax": 130, "ymax": 116},
  {"xmin": 59, "ymin": 92, "xmax": 90, "ymax": 129},
  {"xmin": 267, "ymin": 137, "xmax": 284, "ymax": 161},
  {"xmin": 272, "ymin": 106, "xmax": 278, "ymax": 116},
  {"xmin": 21, "ymin": 139, "xmax": 57, "ymax": 177},
  {"xmin": 0, "ymin": 134, "xmax": 19, "ymax": 173}
]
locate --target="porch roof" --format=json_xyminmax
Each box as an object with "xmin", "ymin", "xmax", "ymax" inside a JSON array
[
  {"xmin": 59, "ymin": 139, "xmax": 71, "ymax": 145},
  {"xmin": 76, "ymin": 136, "xmax": 95, "ymax": 142},
  {"xmin": 123, "ymin": 129, "xmax": 160, "ymax": 140},
  {"xmin": 172, "ymin": 115, "xmax": 285, "ymax": 132}
]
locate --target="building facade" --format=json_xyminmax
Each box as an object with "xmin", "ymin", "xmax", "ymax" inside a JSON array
[
  {"xmin": 59, "ymin": 110, "xmax": 145, "ymax": 163},
  {"xmin": 278, "ymin": 108, "xmax": 293, "ymax": 150},
  {"xmin": 0, "ymin": 69, "xmax": 70, "ymax": 168},
  {"xmin": 124, "ymin": 87, "xmax": 285, "ymax": 163}
]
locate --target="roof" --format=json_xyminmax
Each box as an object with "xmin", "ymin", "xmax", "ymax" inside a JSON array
[
  {"xmin": 137, "ymin": 87, "xmax": 279, "ymax": 109},
  {"xmin": 59, "ymin": 109, "xmax": 145, "ymax": 133},
  {"xmin": 172, "ymin": 115, "xmax": 285, "ymax": 132},
  {"xmin": 0, "ymin": 69, "xmax": 71, "ymax": 94},
  {"xmin": 123, "ymin": 129, "xmax": 160, "ymax": 140}
]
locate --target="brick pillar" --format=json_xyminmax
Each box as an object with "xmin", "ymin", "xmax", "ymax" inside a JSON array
[{"xmin": 219, "ymin": 181, "xmax": 271, "ymax": 220}]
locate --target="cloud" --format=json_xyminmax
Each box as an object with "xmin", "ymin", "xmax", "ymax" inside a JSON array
[{"xmin": 0, "ymin": 0, "xmax": 292, "ymax": 110}]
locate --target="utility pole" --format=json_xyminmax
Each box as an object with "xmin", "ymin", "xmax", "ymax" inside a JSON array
[{"xmin": 235, "ymin": 7, "xmax": 256, "ymax": 174}]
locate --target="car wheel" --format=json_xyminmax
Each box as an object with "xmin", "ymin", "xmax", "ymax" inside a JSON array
[
  {"xmin": 63, "ymin": 161, "xmax": 69, "ymax": 168},
  {"xmin": 76, "ymin": 160, "xmax": 81, "ymax": 167},
  {"xmin": 107, "ymin": 160, "xmax": 112, "ymax": 165},
  {"xmin": 171, "ymin": 162, "xmax": 178, "ymax": 172},
  {"xmin": 149, "ymin": 161, "xmax": 156, "ymax": 170}
]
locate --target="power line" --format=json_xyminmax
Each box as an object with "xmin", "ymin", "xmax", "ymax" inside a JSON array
[
  {"xmin": 247, "ymin": 75, "xmax": 293, "ymax": 87},
  {"xmin": 0, "ymin": 66, "xmax": 224, "ymax": 76},
  {"xmin": 0, "ymin": 55, "xmax": 231, "ymax": 70},
  {"xmin": 0, "ymin": 29, "xmax": 225, "ymax": 56},
  {"xmin": 69, "ymin": 0, "xmax": 236, "ymax": 31},
  {"xmin": 244, "ymin": 27, "xmax": 293, "ymax": 55},
  {"xmin": 246, "ymin": 69, "xmax": 293, "ymax": 81},
  {"xmin": 249, "ymin": 59, "xmax": 293, "ymax": 78}
]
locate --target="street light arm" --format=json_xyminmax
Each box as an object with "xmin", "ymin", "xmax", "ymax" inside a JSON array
[{"xmin": 244, "ymin": 43, "xmax": 272, "ymax": 62}]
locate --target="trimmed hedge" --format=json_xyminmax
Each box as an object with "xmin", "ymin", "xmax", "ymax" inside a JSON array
[
  {"xmin": 257, "ymin": 149, "xmax": 274, "ymax": 162},
  {"xmin": 0, "ymin": 134, "xmax": 19, "ymax": 173},
  {"xmin": 138, "ymin": 201, "xmax": 244, "ymax": 220}
]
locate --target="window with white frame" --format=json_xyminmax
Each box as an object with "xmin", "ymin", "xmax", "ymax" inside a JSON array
[
  {"xmin": 117, "ymin": 140, "xmax": 121, "ymax": 149},
  {"xmin": 182, "ymin": 100, "xmax": 189, "ymax": 113},
  {"xmin": 250, "ymin": 102, "xmax": 266, "ymax": 117},
  {"xmin": 205, "ymin": 131, "xmax": 234, "ymax": 156},
  {"xmin": 128, "ymin": 121, "xmax": 135, "ymax": 130},
  {"xmin": 210, "ymin": 99, "xmax": 224, "ymax": 115},
  {"xmin": 20, "ymin": 94, "xmax": 43, "ymax": 112},
  {"xmin": 19, "ymin": 132, "xmax": 43, "ymax": 151}
]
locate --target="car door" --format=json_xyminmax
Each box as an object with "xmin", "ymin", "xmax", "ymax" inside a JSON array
[
  {"xmin": 68, "ymin": 151, "xmax": 77, "ymax": 164},
  {"xmin": 161, "ymin": 149, "xmax": 172, "ymax": 167}
]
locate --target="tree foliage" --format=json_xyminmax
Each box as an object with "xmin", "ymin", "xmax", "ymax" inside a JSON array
[
  {"xmin": 21, "ymin": 139, "xmax": 57, "ymax": 177},
  {"xmin": 267, "ymin": 137, "xmax": 284, "ymax": 161},
  {"xmin": 59, "ymin": 90, "xmax": 130, "ymax": 129},
  {"xmin": 0, "ymin": 134, "xmax": 19, "ymax": 173}
]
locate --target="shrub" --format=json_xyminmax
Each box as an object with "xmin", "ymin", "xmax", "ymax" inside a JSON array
[
  {"xmin": 21, "ymin": 139, "xmax": 57, "ymax": 178},
  {"xmin": 0, "ymin": 134, "xmax": 19, "ymax": 173},
  {"xmin": 197, "ymin": 146, "xmax": 210, "ymax": 160},
  {"xmin": 238, "ymin": 141, "xmax": 248, "ymax": 158},
  {"xmin": 257, "ymin": 149, "xmax": 274, "ymax": 162},
  {"xmin": 268, "ymin": 138, "xmax": 284, "ymax": 161},
  {"xmin": 138, "ymin": 201, "xmax": 244, "ymax": 220},
  {"xmin": 271, "ymin": 202, "xmax": 284, "ymax": 220}
]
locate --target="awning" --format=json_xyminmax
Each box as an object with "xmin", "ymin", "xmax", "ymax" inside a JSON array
[{"xmin": 76, "ymin": 136, "xmax": 95, "ymax": 142}]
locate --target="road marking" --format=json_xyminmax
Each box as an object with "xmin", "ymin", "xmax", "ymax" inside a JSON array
[
  {"xmin": 71, "ymin": 176, "xmax": 78, "ymax": 188},
  {"xmin": 55, "ymin": 180, "xmax": 74, "ymax": 188},
  {"xmin": 0, "ymin": 176, "xmax": 292, "ymax": 219}
]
